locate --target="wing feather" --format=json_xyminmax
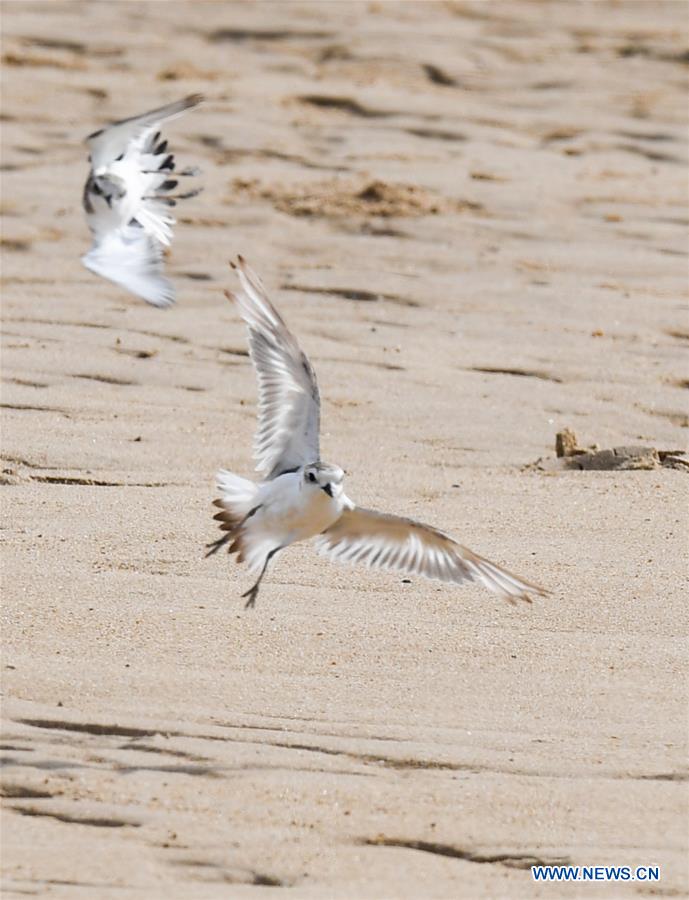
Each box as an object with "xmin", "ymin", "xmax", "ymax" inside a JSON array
[
  {"xmin": 226, "ymin": 257, "xmax": 320, "ymax": 479},
  {"xmin": 316, "ymin": 507, "xmax": 548, "ymax": 604},
  {"xmin": 86, "ymin": 94, "xmax": 203, "ymax": 171},
  {"xmin": 82, "ymin": 226, "xmax": 173, "ymax": 308}
]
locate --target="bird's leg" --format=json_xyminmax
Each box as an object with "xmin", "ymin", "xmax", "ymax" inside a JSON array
[
  {"xmin": 241, "ymin": 546, "xmax": 281, "ymax": 609},
  {"xmin": 204, "ymin": 532, "xmax": 232, "ymax": 558}
]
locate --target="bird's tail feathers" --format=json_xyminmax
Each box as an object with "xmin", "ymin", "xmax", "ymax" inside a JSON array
[
  {"xmin": 216, "ymin": 469, "xmax": 259, "ymax": 507},
  {"xmin": 210, "ymin": 471, "xmax": 265, "ymax": 568}
]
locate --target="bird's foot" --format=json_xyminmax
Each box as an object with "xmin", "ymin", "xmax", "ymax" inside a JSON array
[
  {"xmin": 204, "ymin": 537, "xmax": 227, "ymax": 558},
  {"xmin": 241, "ymin": 585, "xmax": 258, "ymax": 609}
]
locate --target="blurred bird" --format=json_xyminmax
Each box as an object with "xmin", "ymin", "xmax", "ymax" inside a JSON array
[
  {"xmin": 82, "ymin": 94, "xmax": 203, "ymax": 307},
  {"xmin": 207, "ymin": 257, "xmax": 549, "ymax": 609}
]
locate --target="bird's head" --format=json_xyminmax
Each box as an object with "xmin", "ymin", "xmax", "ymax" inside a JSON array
[
  {"xmin": 303, "ymin": 462, "xmax": 344, "ymax": 499},
  {"xmin": 93, "ymin": 171, "xmax": 127, "ymax": 199}
]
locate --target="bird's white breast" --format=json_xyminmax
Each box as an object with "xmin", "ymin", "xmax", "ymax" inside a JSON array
[{"xmin": 257, "ymin": 473, "xmax": 342, "ymax": 543}]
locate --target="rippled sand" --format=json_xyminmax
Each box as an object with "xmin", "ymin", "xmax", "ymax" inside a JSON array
[{"xmin": 2, "ymin": 2, "xmax": 687, "ymax": 897}]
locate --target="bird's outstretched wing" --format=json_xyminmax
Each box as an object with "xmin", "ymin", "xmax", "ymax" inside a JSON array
[
  {"xmin": 82, "ymin": 225, "xmax": 173, "ymax": 308},
  {"xmin": 316, "ymin": 507, "xmax": 549, "ymax": 604},
  {"xmin": 226, "ymin": 257, "xmax": 320, "ymax": 479},
  {"xmin": 82, "ymin": 94, "xmax": 202, "ymax": 306},
  {"xmin": 85, "ymin": 94, "xmax": 203, "ymax": 172}
]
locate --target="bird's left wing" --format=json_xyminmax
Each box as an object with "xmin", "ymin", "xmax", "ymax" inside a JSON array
[
  {"xmin": 86, "ymin": 94, "xmax": 203, "ymax": 171},
  {"xmin": 316, "ymin": 506, "xmax": 548, "ymax": 604},
  {"xmin": 82, "ymin": 226, "xmax": 173, "ymax": 308},
  {"xmin": 226, "ymin": 257, "xmax": 320, "ymax": 479}
]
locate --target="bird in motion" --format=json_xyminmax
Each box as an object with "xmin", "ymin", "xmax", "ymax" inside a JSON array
[
  {"xmin": 207, "ymin": 257, "xmax": 549, "ymax": 608},
  {"xmin": 81, "ymin": 94, "xmax": 203, "ymax": 307}
]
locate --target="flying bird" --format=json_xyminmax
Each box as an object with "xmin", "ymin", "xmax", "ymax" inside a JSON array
[
  {"xmin": 82, "ymin": 94, "xmax": 203, "ymax": 307},
  {"xmin": 207, "ymin": 257, "xmax": 549, "ymax": 608}
]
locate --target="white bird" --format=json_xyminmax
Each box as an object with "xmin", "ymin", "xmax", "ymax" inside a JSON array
[
  {"xmin": 207, "ymin": 257, "xmax": 549, "ymax": 608},
  {"xmin": 81, "ymin": 94, "xmax": 203, "ymax": 307}
]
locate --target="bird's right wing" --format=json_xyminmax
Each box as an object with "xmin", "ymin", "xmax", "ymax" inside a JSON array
[
  {"xmin": 226, "ymin": 257, "xmax": 320, "ymax": 479},
  {"xmin": 86, "ymin": 94, "xmax": 203, "ymax": 171},
  {"xmin": 316, "ymin": 506, "xmax": 548, "ymax": 604},
  {"xmin": 82, "ymin": 226, "xmax": 174, "ymax": 308}
]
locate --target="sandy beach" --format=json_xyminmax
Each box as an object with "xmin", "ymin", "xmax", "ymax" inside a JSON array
[{"xmin": 1, "ymin": 1, "xmax": 688, "ymax": 897}]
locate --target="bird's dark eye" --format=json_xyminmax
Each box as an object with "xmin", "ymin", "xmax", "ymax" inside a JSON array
[{"xmin": 308, "ymin": 472, "xmax": 316, "ymax": 483}]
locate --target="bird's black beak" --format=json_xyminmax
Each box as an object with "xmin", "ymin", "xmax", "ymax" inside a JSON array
[{"xmin": 322, "ymin": 483, "xmax": 333, "ymax": 497}]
